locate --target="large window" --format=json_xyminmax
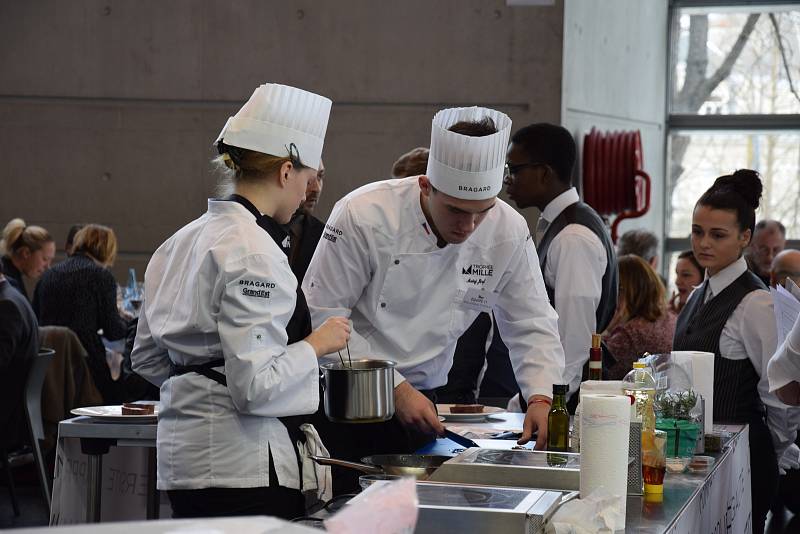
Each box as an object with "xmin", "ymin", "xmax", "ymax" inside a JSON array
[{"xmin": 665, "ymin": 2, "xmax": 800, "ymax": 281}]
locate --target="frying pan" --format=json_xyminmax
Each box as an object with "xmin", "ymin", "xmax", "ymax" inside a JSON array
[{"xmin": 309, "ymin": 454, "xmax": 450, "ymax": 480}]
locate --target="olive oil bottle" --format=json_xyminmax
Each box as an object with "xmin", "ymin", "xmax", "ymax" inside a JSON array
[{"xmin": 547, "ymin": 384, "xmax": 570, "ymax": 452}]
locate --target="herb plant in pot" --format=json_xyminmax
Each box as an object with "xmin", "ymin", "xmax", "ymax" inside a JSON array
[{"xmin": 654, "ymin": 389, "xmax": 702, "ymax": 473}]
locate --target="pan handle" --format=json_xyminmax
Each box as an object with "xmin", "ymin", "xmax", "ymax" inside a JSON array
[{"xmin": 308, "ymin": 454, "xmax": 384, "ymax": 474}]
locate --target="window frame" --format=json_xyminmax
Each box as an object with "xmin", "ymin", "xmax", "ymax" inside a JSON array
[{"xmin": 663, "ymin": 0, "xmax": 800, "ymax": 278}]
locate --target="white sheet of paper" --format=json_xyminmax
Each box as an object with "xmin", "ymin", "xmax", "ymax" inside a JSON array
[
  {"xmin": 786, "ymin": 278, "xmax": 800, "ymax": 301},
  {"xmin": 771, "ymin": 284, "xmax": 800, "ymax": 348}
]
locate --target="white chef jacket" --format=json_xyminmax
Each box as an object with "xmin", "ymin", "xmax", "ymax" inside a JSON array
[
  {"xmin": 131, "ymin": 200, "xmax": 320, "ymax": 491},
  {"xmin": 538, "ymin": 188, "xmax": 607, "ymax": 398},
  {"xmin": 302, "ymin": 177, "xmax": 564, "ymax": 399},
  {"xmin": 696, "ymin": 257, "xmax": 799, "ymax": 466}
]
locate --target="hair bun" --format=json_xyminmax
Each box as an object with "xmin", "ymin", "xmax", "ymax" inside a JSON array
[{"xmin": 713, "ymin": 169, "xmax": 762, "ymax": 210}]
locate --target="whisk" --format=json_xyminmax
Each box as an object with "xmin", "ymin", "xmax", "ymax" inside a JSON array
[{"xmin": 337, "ymin": 340, "xmax": 353, "ymax": 368}]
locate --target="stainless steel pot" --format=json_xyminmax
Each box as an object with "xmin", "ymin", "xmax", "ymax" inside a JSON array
[{"xmin": 320, "ymin": 359, "xmax": 396, "ymax": 423}]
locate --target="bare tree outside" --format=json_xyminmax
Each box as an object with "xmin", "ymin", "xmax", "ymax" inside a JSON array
[{"xmin": 667, "ymin": 9, "xmax": 800, "ymax": 238}]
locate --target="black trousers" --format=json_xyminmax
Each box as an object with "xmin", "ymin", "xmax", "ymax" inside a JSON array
[
  {"xmin": 312, "ymin": 389, "xmax": 438, "ymax": 496},
  {"xmin": 167, "ymin": 451, "xmax": 305, "ymax": 520},
  {"xmin": 749, "ymin": 415, "xmax": 779, "ymax": 534}
]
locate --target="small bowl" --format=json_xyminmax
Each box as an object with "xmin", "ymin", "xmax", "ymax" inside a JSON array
[
  {"xmin": 665, "ymin": 456, "xmax": 690, "ymax": 473},
  {"xmin": 359, "ymin": 474, "xmax": 402, "ymax": 491},
  {"xmin": 688, "ymin": 455, "xmax": 715, "ymax": 474}
]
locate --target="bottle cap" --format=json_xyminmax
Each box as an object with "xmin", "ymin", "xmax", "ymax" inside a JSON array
[
  {"xmin": 552, "ymin": 384, "xmax": 569, "ymax": 395},
  {"xmin": 633, "ymin": 362, "xmax": 646, "ymax": 369},
  {"xmin": 644, "ymin": 483, "xmax": 664, "ymax": 494},
  {"xmin": 591, "ymin": 333, "xmax": 601, "ymax": 349}
]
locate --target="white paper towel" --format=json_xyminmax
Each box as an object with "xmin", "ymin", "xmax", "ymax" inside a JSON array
[
  {"xmin": 671, "ymin": 351, "xmax": 714, "ymax": 433},
  {"xmin": 580, "ymin": 394, "xmax": 631, "ymax": 526},
  {"xmin": 579, "ymin": 380, "xmax": 624, "ymax": 398}
]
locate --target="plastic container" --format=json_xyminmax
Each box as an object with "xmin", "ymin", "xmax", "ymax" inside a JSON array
[
  {"xmin": 665, "ymin": 456, "xmax": 690, "ymax": 473},
  {"xmin": 622, "ymin": 363, "xmax": 657, "ymax": 432},
  {"xmin": 688, "ymin": 455, "xmax": 715, "ymax": 474}
]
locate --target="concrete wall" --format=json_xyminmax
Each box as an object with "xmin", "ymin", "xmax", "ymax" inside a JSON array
[
  {"xmin": 0, "ymin": 0, "xmax": 564, "ymax": 281},
  {"xmin": 561, "ymin": 0, "xmax": 668, "ymax": 268}
]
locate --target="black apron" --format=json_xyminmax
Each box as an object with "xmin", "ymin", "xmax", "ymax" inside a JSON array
[{"xmin": 170, "ymin": 194, "xmax": 313, "ymax": 477}]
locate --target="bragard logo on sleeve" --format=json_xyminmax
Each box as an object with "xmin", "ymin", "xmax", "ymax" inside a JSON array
[
  {"xmin": 323, "ymin": 223, "xmax": 343, "ymax": 244},
  {"xmin": 240, "ymin": 278, "xmax": 276, "ymax": 299}
]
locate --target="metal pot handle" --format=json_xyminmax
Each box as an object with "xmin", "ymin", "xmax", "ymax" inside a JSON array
[{"xmin": 308, "ymin": 454, "xmax": 383, "ymax": 474}]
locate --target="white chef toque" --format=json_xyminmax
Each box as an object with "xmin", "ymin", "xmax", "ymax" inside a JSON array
[
  {"xmin": 426, "ymin": 106, "xmax": 512, "ymax": 200},
  {"xmin": 215, "ymin": 83, "xmax": 332, "ymax": 169}
]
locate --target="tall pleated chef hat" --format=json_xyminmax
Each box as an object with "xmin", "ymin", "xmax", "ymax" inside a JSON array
[
  {"xmin": 426, "ymin": 106, "xmax": 512, "ymax": 200},
  {"xmin": 214, "ymin": 83, "xmax": 332, "ymax": 169}
]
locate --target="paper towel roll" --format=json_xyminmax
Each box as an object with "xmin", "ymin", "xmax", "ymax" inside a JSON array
[
  {"xmin": 671, "ymin": 351, "xmax": 714, "ymax": 432},
  {"xmin": 580, "ymin": 394, "xmax": 631, "ymax": 524},
  {"xmin": 579, "ymin": 380, "xmax": 624, "ymax": 398}
]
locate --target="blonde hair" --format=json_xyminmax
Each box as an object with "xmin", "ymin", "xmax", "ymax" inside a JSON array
[
  {"xmin": 0, "ymin": 218, "xmax": 53, "ymax": 257},
  {"xmin": 618, "ymin": 254, "xmax": 667, "ymax": 323},
  {"xmin": 214, "ymin": 142, "xmax": 307, "ymax": 196},
  {"xmin": 72, "ymin": 224, "xmax": 118, "ymax": 266}
]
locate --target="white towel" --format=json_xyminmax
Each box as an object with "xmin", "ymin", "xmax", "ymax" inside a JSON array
[{"xmin": 298, "ymin": 423, "xmax": 333, "ymax": 502}]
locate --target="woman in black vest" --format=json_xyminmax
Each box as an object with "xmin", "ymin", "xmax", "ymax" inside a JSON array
[{"xmin": 673, "ymin": 169, "xmax": 777, "ymax": 534}]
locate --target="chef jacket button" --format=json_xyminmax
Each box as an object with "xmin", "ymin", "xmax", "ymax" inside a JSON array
[
  {"xmin": 394, "ymin": 259, "xmax": 399, "ymax": 265},
  {"xmin": 380, "ymin": 302, "xmax": 387, "ymax": 308}
]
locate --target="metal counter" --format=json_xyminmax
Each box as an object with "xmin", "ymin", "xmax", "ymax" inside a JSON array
[{"xmin": 419, "ymin": 416, "xmax": 750, "ymax": 533}]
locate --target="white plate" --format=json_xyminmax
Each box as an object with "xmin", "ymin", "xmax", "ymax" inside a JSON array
[
  {"xmin": 437, "ymin": 404, "xmax": 505, "ymax": 422},
  {"xmin": 71, "ymin": 404, "xmax": 159, "ymax": 423}
]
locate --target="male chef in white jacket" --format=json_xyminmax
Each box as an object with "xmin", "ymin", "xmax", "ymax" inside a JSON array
[{"xmin": 304, "ymin": 107, "xmax": 565, "ymax": 465}]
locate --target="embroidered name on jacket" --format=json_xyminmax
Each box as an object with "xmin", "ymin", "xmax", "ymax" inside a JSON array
[{"xmin": 240, "ymin": 279, "xmax": 275, "ymax": 298}]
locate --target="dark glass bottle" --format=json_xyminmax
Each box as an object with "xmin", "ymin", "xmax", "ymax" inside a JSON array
[
  {"xmin": 588, "ymin": 333, "xmax": 602, "ymax": 380},
  {"xmin": 547, "ymin": 384, "xmax": 570, "ymax": 452}
]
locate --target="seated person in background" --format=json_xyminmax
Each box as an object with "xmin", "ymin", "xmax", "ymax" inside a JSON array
[
  {"xmin": 771, "ymin": 249, "xmax": 800, "ymax": 289},
  {"xmin": 284, "ymin": 159, "xmax": 326, "ymax": 283},
  {"xmin": 0, "ymin": 218, "xmax": 55, "ymax": 299},
  {"xmin": 64, "ymin": 223, "xmax": 85, "ymax": 257},
  {"xmin": 747, "ymin": 219, "xmax": 786, "ymax": 286},
  {"xmin": 33, "ymin": 224, "xmax": 129, "ymax": 404},
  {"xmin": 0, "ymin": 273, "xmax": 39, "ymax": 451},
  {"xmin": 669, "ymin": 250, "xmax": 703, "ymax": 314},
  {"xmin": 604, "ymin": 255, "xmax": 677, "ymax": 380},
  {"xmin": 390, "ymin": 147, "xmax": 429, "ymax": 179},
  {"xmin": 617, "ymin": 228, "xmax": 659, "ymax": 270}
]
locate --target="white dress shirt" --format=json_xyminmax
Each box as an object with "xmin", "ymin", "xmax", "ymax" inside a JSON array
[
  {"xmin": 699, "ymin": 256, "xmax": 799, "ymax": 467},
  {"xmin": 538, "ymin": 188, "xmax": 607, "ymax": 398},
  {"xmin": 768, "ymin": 313, "xmax": 800, "ymax": 392},
  {"xmin": 303, "ymin": 177, "xmax": 565, "ymax": 399},
  {"xmin": 132, "ymin": 200, "xmax": 321, "ymax": 491}
]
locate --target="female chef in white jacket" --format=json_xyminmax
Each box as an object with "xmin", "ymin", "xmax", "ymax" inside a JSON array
[{"xmin": 132, "ymin": 84, "xmax": 349, "ymax": 519}]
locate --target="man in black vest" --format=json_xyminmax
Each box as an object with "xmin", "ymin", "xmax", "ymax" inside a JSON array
[
  {"xmin": 505, "ymin": 123, "xmax": 618, "ymax": 408},
  {"xmin": 284, "ymin": 159, "xmax": 327, "ymax": 283}
]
